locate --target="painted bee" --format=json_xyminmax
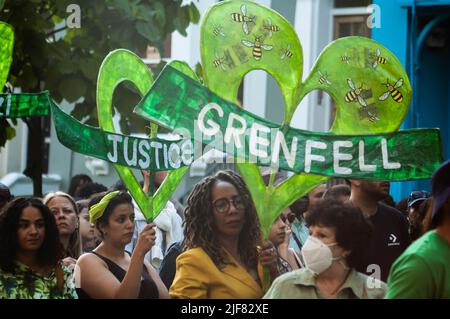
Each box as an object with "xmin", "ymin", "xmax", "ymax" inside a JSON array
[
  {"xmin": 242, "ymin": 36, "xmax": 273, "ymax": 61},
  {"xmin": 280, "ymin": 44, "xmax": 293, "ymax": 59},
  {"xmin": 264, "ymin": 18, "xmax": 280, "ymax": 38},
  {"xmin": 231, "ymin": 4, "xmax": 255, "ymax": 35},
  {"xmin": 371, "ymin": 48, "xmax": 387, "ymax": 69},
  {"xmin": 213, "ymin": 53, "xmax": 228, "ymax": 71},
  {"xmin": 318, "ymin": 71, "xmax": 332, "ymax": 85},
  {"xmin": 379, "ymin": 78, "xmax": 403, "ymax": 103},
  {"xmin": 368, "ymin": 111, "xmax": 380, "ymax": 123},
  {"xmin": 360, "ymin": 105, "xmax": 380, "ymax": 123},
  {"xmin": 345, "ymin": 79, "xmax": 367, "ymax": 107},
  {"xmin": 341, "ymin": 53, "xmax": 351, "ymax": 64},
  {"xmin": 212, "ymin": 25, "xmax": 225, "ymax": 37}
]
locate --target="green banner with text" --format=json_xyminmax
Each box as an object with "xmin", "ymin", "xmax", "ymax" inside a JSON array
[
  {"xmin": 134, "ymin": 65, "xmax": 443, "ymax": 181},
  {"xmin": 0, "ymin": 92, "xmax": 50, "ymax": 118},
  {"xmin": 50, "ymin": 100, "xmax": 193, "ymax": 171}
]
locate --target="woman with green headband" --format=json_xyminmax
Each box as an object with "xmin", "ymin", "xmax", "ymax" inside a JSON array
[{"xmin": 75, "ymin": 191, "xmax": 169, "ymax": 299}]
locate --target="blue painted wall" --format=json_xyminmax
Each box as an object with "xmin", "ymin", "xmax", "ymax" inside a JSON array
[
  {"xmin": 372, "ymin": 0, "xmax": 410, "ymax": 66},
  {"xmin": 373, "ymin": 0, "xmax": 450, "ymax": 202}
]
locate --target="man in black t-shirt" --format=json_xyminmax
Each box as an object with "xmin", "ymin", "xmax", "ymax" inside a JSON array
[{"xmin": 349, "ymin": 180, "xmax": 411, "ymax": 282}]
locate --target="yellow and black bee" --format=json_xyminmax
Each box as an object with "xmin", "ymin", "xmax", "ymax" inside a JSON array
[
  {"xmin": 231, "ymin": 4, "xmax": 255, "ymax": 35},
  {"xmin": 318, "ymin": 71, "xmax": 332, "ymax": 85},
  {"xmin": 372, "ymin": 48, "xmax": 387, "ymax": 69},
  {"xmin": 345, "ymin": 78, "xmax": 367, "ymax": 107},
  {"xmin": 264, "ymin": 18, "xmax": 280, "ymax": 38},
  {"xmin": 280, "ymin": 44, "xmax": 293, "ymax": 59},
  {"xmin": 379, "ymin": 78, "xmax": 403, "ymax": 103},
  {"xmin": 361, "ymin": 106, "xmax": 380, "ymax": 123},
  {"xmin": 213, "ymin": 52, "xmax": 227, "ymax": 71},
  {"xmin": 341, "ymin": 53, "xmax": 351, "ymax": 64},
  {"xmin": 242, "ymin": 36, "xmax": 273, "ymax": 61},
  {"xmin": 368, "ymin": 111, "xmax": 379, "ymax": 123},
  {"xmin": 213, "ymin": 25, "xmax": 225, "ymax": 37}
]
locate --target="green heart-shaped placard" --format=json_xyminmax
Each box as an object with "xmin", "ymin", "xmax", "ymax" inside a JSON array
[
  {"xmin": 304, "ymin": 36, "xmax": 411, "ymax": 134},
  {"xmin": 97, "ymin": 49, "xmax": 189, "ymax": 221},
  {"xmin": 200, "ymin": 0, "xmax": 410, "ymax": 239},
  {"xmin": 0, "ymin": 22, "xmax": 14, "ymax": 90}
]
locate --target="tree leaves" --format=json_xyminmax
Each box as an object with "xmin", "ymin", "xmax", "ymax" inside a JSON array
[
  {"xmin": 136, "ymin": 20, "xmax": 160, "ymax": 43},
  {"xmin": 0, "ymin": 22, "xmax": 13, "ymax": 89},
  {"xmin": 58, "ymin": 76, "xmax": 87, "ymax": 103},
  {"xmin": 188, "ymin": 2, "xmax": 200, "ymax": 24}
]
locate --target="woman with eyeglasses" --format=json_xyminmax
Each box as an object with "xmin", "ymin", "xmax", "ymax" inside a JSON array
[{"xmin": 169, "ymin": 170, "xmax": 279, "ymax": 299}]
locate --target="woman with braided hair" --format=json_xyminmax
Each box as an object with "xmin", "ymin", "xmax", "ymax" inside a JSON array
[{"xmin": 169, "ymin": 170, "xmax": 279, "ymax": 299}]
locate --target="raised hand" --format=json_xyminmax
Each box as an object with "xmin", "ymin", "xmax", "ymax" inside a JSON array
[{"xmin": 134, "ymin": 223, "xmax": 156, "ymax": 256}]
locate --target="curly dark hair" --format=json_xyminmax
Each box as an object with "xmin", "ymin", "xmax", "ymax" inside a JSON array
[
  {"xmin": 88, "ymin": 191, "xmax": 133, "ymax": 238},
  {"xmin": 183, "ymin": 170, "xmax": 261, "ymax": 270},
  {"xmin": 305, "ymin": 199, "xmax": 373, "ymax": 270},
  {"xmin": 0, "ymin": 197, "xmax": 63, "ymax": 273}
]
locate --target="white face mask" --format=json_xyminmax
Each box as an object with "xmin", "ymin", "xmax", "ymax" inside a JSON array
[{"xmin": 301, "ymin": 236, "xmax": 341, "ymax": 275}]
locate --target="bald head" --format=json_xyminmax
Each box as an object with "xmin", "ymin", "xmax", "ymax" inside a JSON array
[{"xmin": 349, "ymin": 180, "xmax": 390, "ymax": 202}]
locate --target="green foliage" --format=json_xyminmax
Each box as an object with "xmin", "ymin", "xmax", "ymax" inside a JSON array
[{"xmin": 0, "ymin": 0, "xmax": 199, "ymax": 146}]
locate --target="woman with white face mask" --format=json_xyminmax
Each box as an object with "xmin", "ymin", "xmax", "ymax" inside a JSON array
[{"xmin": 264, "ymin": 199, "xmax": 387, "ymax": 299}]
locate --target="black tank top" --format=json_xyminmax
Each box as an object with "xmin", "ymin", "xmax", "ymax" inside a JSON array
[{"xmin": 76, "ymin": 251, "xmax": 159, "ymax": 299}]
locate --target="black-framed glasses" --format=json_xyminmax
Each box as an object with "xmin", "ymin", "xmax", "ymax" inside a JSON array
[{"xmin": 213, "ymin": 195, "xmax": 247, "ymax": 214}]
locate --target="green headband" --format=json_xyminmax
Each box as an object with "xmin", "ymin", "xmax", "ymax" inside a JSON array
[{"xmin": 89, "ymin": 191, "xmax": 120, "ymax": 224}]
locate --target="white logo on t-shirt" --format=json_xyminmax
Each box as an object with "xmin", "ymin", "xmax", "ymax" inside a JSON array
[{"xmin": 388, "ymin": 233, "xmax": 400, "ymax": 246}]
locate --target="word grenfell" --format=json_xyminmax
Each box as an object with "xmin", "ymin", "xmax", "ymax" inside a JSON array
[
  {"xmin": 196, "ymin": 102, "xmax": 401, "ymax": 175},
  {"xmin": 133, "ymin": 65, "xmax": 442, "ymax": 181}
]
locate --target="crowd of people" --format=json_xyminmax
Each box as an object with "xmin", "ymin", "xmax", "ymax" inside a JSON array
[{"xmin": 0, "ymin": 160, "xmax": 449, "ymax": 299}]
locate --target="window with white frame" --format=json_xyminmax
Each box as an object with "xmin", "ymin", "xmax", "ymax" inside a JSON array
[{"xmin": 332, "ymin": 0, "xmax": 372, "ymax": 44}]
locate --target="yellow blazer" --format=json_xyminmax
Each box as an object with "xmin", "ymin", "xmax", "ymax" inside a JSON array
[{"xmin": 169, "ymin": 247, "xmax": 264, "ymax": 299}]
